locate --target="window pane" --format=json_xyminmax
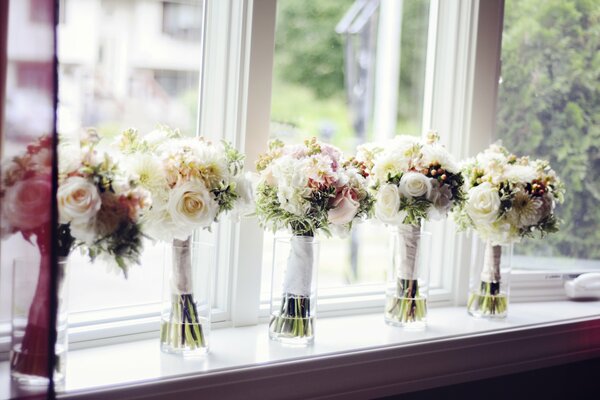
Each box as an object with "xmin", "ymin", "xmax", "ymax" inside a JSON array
[
  {"xmin": 262, "ymin": 0, "xmax": 430, "ymax": 300},
  {"xmin": 495, "ymin": 0, "xmax": 600, "ymax": 270},
  {"xmin": 57, "ymin": 0, "xmax": 204, "ymax": 315}
]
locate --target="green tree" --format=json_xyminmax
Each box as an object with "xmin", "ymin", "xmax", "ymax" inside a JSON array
[
  {"xmin": 496, "ymin": 0, "xmax": 600, "ymax": 258},
  {"xmin": 275, "ymin": 0, "xmax": 353, "ymax": 99}
]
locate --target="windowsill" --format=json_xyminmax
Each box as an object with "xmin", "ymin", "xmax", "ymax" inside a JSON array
[{"xmin": 2, "ymin": 300, "xmax": 599, "ymax": 399}]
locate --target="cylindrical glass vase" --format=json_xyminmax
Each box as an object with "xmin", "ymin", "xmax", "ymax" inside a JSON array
[
  {"xmin": 384, "ymin": 225, "xmax": 432, "ymax": 330},
  {"xmin": 11, "ymin": 256, "xmax": 69, "ymax": 387},
  {"xmin": 269, "ymin": 235, "xmax": 319, "ymax": 345},
  {"xmin": 467, "ymin": 236, "xmax": 513, "ymax": 319},
  {"xmin": 160, "ymin": 238, "xmax": 214, "ymax": 356}
]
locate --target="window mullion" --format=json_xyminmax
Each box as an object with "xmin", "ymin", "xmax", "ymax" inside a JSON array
[{"xmin": 422, "ymin": 0, "xmax": 504, "ymax": 305}]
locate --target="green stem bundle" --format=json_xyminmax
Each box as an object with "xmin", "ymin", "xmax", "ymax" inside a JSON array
[
  {"xmin": 160, "ymin": 293, "xmax": 206, "ymax": 351},
  {"xmin": 385, "ymin": 278, "xmax": 427, "ymax": 324},
  {"xmin": 269, "ymin": 293, "xmax": 313, "ymax": 339},
  {"xmin": 467, "ymin": 281, "xmax": 507, "ymax": 316}
]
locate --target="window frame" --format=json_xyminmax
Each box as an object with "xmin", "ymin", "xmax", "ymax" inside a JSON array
[{"xmin": 2, "ymin": 0, "xmax": 587, "ymax": 359}]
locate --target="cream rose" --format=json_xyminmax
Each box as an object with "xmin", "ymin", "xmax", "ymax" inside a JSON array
[
  {"xmin": 57, "ymin": 176, "xmax": 101, "ymax": 224},
  {"xmin": 375, "ymin": 184, "xmax": 405, "ymax": 225},
  {"xmin": 399, "ymin": 172, "xmax": 432, "ymax": 198},
  {"xmin": 328, "ymin": 188, "xmax": 360, "ymax": 225},
  {"xmin": 2, "ymin": 176, "xmax": 52, "ymax": 230},
  {"xmin": 466, "ymin": 182, "xmax": 501, "ymax": 225},
  {"xmin": 167, "ymin": 180, "xmax": 218, "ymax": 234}
]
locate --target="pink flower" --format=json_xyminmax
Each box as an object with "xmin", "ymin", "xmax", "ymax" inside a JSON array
[
  {"xmin": 328, "ymin": 187, "xmax": 360, "ymax": 225},
  {"xmin": 2, "ymin": 176, "xmax": 52, "ymax": 230}
]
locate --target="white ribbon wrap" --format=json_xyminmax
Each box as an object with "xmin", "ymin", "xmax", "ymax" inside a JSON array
[
  {"xmin": 171, "ymin": 237, "xmax": 193, "ymax": 294},
  {"xmin": 480, "ymin": 241, "xmax": 502, "ymax": 283},
  {"xmin": 282, "ymin": 236, "xmax": 314, "ymax": 297},
  {"xmin": 398, "ymin": 224, "xmax": 421, "ymax": 280}
]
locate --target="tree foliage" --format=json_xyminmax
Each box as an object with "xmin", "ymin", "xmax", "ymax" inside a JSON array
[{"xmin": 496, "ymin": 0, "xmax": 600, "ymax": 259}]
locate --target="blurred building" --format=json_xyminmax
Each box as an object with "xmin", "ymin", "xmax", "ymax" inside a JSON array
[{"xmin": 6, "ymin": 0, "xmax": 203, "ymax": 140}]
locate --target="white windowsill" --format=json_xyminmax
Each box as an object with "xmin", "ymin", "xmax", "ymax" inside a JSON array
[{"xmin": 1, "ymin": 301, "xmax": 599, "ymax": 399}]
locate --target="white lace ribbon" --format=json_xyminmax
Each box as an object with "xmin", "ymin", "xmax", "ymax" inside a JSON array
[
  {"xmin": 398, "ymin": 224, "xmax": 421, "ymax": 280},
  {"xmin": 171, "ymin": 237, "xmax": 193, "ymax": 294},
  {"xmin": 480, "ymin": 241, "xmax": 502, "ymax": 283},
  {"xmin": 282, "ymin": 236, "xmax": 314, "ymax": 297}
]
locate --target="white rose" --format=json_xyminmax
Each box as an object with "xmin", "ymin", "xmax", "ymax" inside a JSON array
[
  {"xmin": 420, "ymin": 143, "xmax": 459, "ymax": 173},
  {"xmin": 375, "ymin": 184, "xmax": 405, "ymax": 225},
  {"xmin": 466, "ymin": 182, "xmax": 500, "ymax": 225},
  {"xmin": 2, "ymin": 176, "xmax": 52, "ymax": 230},
  {"xmin": 57, "ymin": 176, "xmax": 101, "ymax": 224},
  {"xmin": 168, "ymin": 180, "xmax": 219, "ymax": 233},
  {"xmin": 503, "ymin": 164, "xmax": 537, "ymax": 183},
  {"xmin": 399, "ymin": 172, "xmax": 432, "ymax": 198}
]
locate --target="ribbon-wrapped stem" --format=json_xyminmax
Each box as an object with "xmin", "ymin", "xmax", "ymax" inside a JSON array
[{"xmin": 160, "ymin": 237, "xmax": 206, "ymax": 352}]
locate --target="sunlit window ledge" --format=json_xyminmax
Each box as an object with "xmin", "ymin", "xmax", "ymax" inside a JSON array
[{"xmin": 2, "ymin": 301, "xmax": 599, "ymax": 400}]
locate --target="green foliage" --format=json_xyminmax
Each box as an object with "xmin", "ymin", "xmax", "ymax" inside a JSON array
[
  {"xmin": 255, "ymin": 183, "xmax": 334, "ymax": 237},
  {"xmin": 274, "ymin": 0, "xmax": 352, "ymax": 99},
  {"xmin": 496, "ymin": 0, "xmax": 600, "ymax": 259}
]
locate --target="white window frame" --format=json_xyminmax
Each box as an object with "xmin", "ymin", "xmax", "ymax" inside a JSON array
[{"xmin": 2, "ymin": 0, "xmax": 588, "ymax": 359}]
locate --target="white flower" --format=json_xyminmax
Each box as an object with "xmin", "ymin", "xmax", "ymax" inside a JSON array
[
  {"xmin": 2, "ymin": 176, "xmax": 52, "ymax": 230},
  {"xmin": 57, "ymin": 176, "xmax": 102, "ymax": 224},
  {"xmin": 465, "ymin": 182, "xmax": 500, "ymax": 225},
  {"xmin": 230, "ymin": 172, "xmax": 256, "ymax": 219},
  {"xmin": 420, "ymin": 143, "xmax": 459, "ymax": 173},
  {"xmin": 127, "ymin": 153, "xmax": 167, "ymax": 197},
  {"xmin": 372, "ymin": 152, "xmax": 409, "ymax": 183},
  {"xmin": 503, "ymin": 164, "xmax": 537, "ymax": 183},
  {"xmin": 167, "ymin": 179, "xmax": 219, "ymax": 235},
  {"xmin": 399, "ymin": 172, "xmax": 432, "ymax": 198},
  {"xmin": 375, "ymin": 184, "xmax": 405, "ymax": 225},
  {"xmin": 507, "ymin": 190, "xmax": 543, "ymax": 228}
]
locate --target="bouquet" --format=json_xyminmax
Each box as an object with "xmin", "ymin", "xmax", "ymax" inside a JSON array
[
  {"xmin": 118, "ymin": 126, "xmax": 248, "ymax": 353},
  {"xmin": 256, "ymin": 138, "xmax": 373, "ymax": 340},
  {"xmin": 1, "ymin": 136, "xmax": 54, "ymax": 381},
  {"xmin": 58, "ymin": 130, "xmax": 150, "ymax": 272},
  {"xmin": 358, "ymin": 132, "xmax": 464, "ymax": 324},
  {"xmin": 1, "ymin": 131, "xmax": 148, "ymax": 382},
  {"xmin": 455, "ymin": 143, "xmax": 564, "ymax": 316}
]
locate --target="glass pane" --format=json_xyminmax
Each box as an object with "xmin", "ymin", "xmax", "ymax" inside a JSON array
[
  {"xmin": 57, "ymin": 0, "xmax": 204, "ymax": 315},
  {"xmin": 262, "ymin": 0, "xmax": 431, "ymax": 300},
  {"xmin": 495, "ymin": 0, "xmax": 600, "ymax": 271},
  {"xmin": 1, "ymin": 0, "xmax": 57, "ymax": 395}
]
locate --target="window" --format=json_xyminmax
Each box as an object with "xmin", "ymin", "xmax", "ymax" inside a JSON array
[
  {"xmin": 56, "ymin": 0, "xmax": 209, "ymax": 339},
  {"xmin": 162, "ymin": 1, "xmax": 203, "ymax": 41},
  {"xmin": 495, "ymin": 0, "xmax": 600, "ymax": 275},
  {"xmin": 261, "ymin": 0, "xmax": 434, "ymax": 311}
]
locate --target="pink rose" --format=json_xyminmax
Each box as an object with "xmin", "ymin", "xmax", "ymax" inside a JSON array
[
  {"xmin": 2, "ymin": 176, "xmax": 52, "ymax": 230},
  {"xmin": 328, "ymin": 188, "xmax": 360, "ymax": 225}
]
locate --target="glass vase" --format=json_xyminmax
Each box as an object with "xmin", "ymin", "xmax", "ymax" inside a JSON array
[
  {"xmin": 269, "ymin": 235, "xmax": 319, "ymax": 345},
  {"xmin": 384, "ymin": 225, "xmax": 432, "ymax": 330},
  {"xmin": 160, "ymin": 237, "xmax": 214, "ymax": 356},
  {"xmin": 11, "ymin": 256, "xmax": 69, "ymax": 387},
  {"xmin": 467, "ymin": 236, "xmax": 513, "ymax": 319}
]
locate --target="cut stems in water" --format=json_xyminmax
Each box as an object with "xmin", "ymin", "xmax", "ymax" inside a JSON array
[
  {"xmin": 269, "ymin": 294, "xmax": 313, "ymax": 342},
  {"xmin": 160, "ymin": 294, "xmax": 206, "ymax": 353},
  {"xmin": 467, "ymin": 281, "xmax": 507, "ymax": 317},
  {"xmin": 385, "ymin": 279, "xmax": 427, "ymax": 325}
]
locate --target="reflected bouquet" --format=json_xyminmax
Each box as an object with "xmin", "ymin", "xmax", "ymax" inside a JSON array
[
  {"xmin": 455, "ymin": 143, "xmax": 564, "ymax": 315},
  {"xmin": 358, "ymin": 132, "xmax": 465, "ymax": 325},
  {"xmin": 118, "ymin": 126, "xmax": 249, "ymax": 353},
  {"xmin": 256, "ymin": 138, "xmax": 373, "ymax": 341},
  {"xmin": 57, "ymin": 130, "xmax": 150, "ymax": 274}
]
